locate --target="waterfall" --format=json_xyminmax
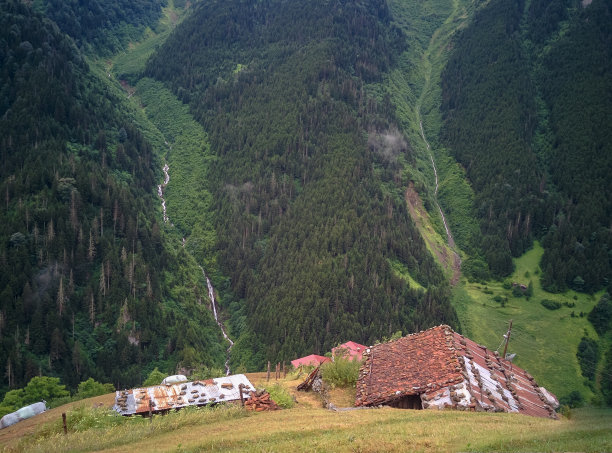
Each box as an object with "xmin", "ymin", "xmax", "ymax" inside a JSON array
[
  {"xmin": 202, "ymin": 267, "xmax": 234, "ymax": 376},
  {"xmin": 157, "ymin": 159, "xmax": 233, "ymax": 374},
  {"xmin": 158, "ymin": 163, "xmax": 170, "ymax": 223}
]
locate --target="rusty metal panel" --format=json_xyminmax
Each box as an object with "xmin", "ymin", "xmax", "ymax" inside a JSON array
[{"xmin": 113, "ymin": 374, "xmax": 254, "ymax": 416}]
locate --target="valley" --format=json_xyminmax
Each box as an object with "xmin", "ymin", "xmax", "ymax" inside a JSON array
[{"xmin": 1, "ymin": 0, "xmax": 611, "ymax": 436}]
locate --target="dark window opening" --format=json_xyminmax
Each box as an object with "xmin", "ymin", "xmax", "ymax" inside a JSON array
[{"xmin": 390, "ymin": 394, "xmax": 422, "ymax": 409}]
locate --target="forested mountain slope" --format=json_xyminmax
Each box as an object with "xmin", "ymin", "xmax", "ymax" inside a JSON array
[
  {"xmin": 440, "ymin": 0, "xmax": 549, "ymax": 278},
  {"xmin": 0, "ymin": 0, "xmax": 225, "ymax": 395},
  {"xmin": 34, "ymin": 0, "xmax": 167, "ymax": 54},
  {"xmin": 439, "ymin": 0, "xmax": 612, "ymax": 403},
  {"xmin": 146, "ymin": 0, "xmax": 458, "ymax": 368},
  {"xmin": 440, "ymin": 0, "xmax": 612, "ymax": 291},
  {"xmin": 528, "ymin": 0, "xmax": 612, "ymax": 294}
]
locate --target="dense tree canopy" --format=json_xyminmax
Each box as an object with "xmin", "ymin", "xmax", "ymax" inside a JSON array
[
  {"xmin": 440, "ymin": 0, "xmax": 612, "ymax": 291},
  {"xmin": 37, "ymin": 0, "xmax": 166, "ymax": 54},
  {"xmin": 0, "ymin": 0, "xmax": 225, "ymax": 397},
  {"xmin": 147, "ymin": 0, "xmax": 458, "ymax": 367}
]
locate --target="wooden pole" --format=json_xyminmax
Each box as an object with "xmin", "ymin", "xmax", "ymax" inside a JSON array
[
  {"xmin": 282, "ymin": 361, "xmax": 286, "ymax": 378},
  {"xmin": 267, "ymin": 361, "xmax": 270, "ymax": 382},
  {"xmin": 238, "ymin": 384, "xmax": 245, "ymax": 407},
  {"xmin": 62, "ymin": 412, "xmax": 67, "ymax": 435},
  {"xmin": 502, "ymin": 319, "xmax": 513, "ymax": 359},
  {"xmin": 148, "ymin": 399, "xmax": 153, "ymax": 422}
]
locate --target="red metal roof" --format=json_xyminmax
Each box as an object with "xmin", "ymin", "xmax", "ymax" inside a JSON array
[
  {"xmin": 290, "ymin": 354, "xmax": 331, "ymax": 368},
  {"xmin": 355, "ymin": 325, "xmax": 557, "ymax": 418},
  {"xmin": 332, "ymin": 341, "xmax": 368, "ymax": 361}
]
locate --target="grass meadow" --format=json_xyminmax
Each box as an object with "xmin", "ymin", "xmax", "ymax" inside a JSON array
[
  {"xmin": 3, "ymin": 374, "xmax": 610, "ymax": 452},
  {"xmin": 453, "ymin": 242, "xmax": 603, "ymax": 401}
]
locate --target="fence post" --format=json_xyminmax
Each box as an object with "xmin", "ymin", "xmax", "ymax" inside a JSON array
[
  {"xmin": 62, "ymin": 413, "xmax": 67, "ymax": 435},
  {"xmin": 267, "ymin": 361, "xmax": 271, "ymax": 382},
  {"xmin": 239, "ymin": 384, "xmax": 245, "ymax": 407}
]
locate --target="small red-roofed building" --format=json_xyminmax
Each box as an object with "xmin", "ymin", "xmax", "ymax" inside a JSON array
[
  {"xmin": 355, "ymin": 325, "xmax": 558, "ymax": 418},
  {"xmin": 291, "ymin": 354, "xmax": 331, "ymax": 368},
  {"xmin": 332, "ymin": 341, "xmax": 368, "ymax": 361}
]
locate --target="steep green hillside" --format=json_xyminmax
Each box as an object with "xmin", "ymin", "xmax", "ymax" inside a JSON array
[
  {"xmin": 440, "ymin": 0, "xmax": 612, "ymax": 402},
  {"xmin": 440, "ymin": 0, "xmax": 550, "ymax": 278},
  {"xmin": 454, "ymin": 242, "xmax": 603, "ymax": 400},
  {"xmin": 440, "ymin": 0, "xmax": 612, "ymax": 288},
  {"xmin": 146, "ymin": 0, "xmax": 459, "ymax": 368},
  {"xmin": 382, "ymin": 0, "xmax": 483, "ymax": 282},
  {"xmin": 0, "ymin": 0, "xmax": 224, "ymax": 396},
  {"xmin": 526, "ymin": 0, "xmax": 612, "ymax": 294},
  {"xmin": 34, "ymin": 0, "xmax": 167, "ymax": 54}
]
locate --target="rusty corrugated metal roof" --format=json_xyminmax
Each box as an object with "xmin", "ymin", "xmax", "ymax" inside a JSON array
[
  {"xmin": 355, "ymin": 325, "xmax": 557, "ymax": 419},
  {"xmin": 113, "ymin": 374, "xmax": 254, "ymax": 416}
]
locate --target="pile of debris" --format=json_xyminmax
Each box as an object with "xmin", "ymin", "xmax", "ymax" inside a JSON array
[
  {"xmin": 297, "ymin": 366, "xmax": 323, "ymax": 392},
  {"xmin": 244, "ymin": 390, "xmax": 279, "ymax": 412}
]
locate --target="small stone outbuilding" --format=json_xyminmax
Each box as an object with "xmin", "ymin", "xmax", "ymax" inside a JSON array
[{"xmin": 355, "ymin": 325, "xmax": 558, "ymax": 418}]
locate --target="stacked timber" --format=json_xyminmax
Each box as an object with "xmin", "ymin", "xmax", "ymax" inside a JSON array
[{"xmin": 244, "ymin": 390, "xmax": 279, "ymax": 412}]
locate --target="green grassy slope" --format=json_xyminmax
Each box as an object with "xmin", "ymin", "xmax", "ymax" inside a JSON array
[
  {"xmin": 385, "ymin": 0, "xmax": 607, "ymax": 403},
  {"xmin": 383, "ymin": 0, "xmax": 482, "ymax": 281},
  {"xmin": 112, "ymin": 0, "xmax": 187, "ymax": 82},
  {"xmin": 454, "ymin": 242, "xmax": 602, "ymax": 400},
  {"xmin": 7, "ymin": 384, "xmax": 612, "ymax": 452},
  {"xmin": 134, "ymin": 78, "xmax": 218, "ymax": 272}
]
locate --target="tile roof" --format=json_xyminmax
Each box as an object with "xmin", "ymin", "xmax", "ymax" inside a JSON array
[{"xmin": 355, "ymin": 325, "xmax": 557, "ymax": 418}]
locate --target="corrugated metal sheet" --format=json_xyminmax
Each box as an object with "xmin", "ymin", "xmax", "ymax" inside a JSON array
[
  {"xmin": 113, "ymin": 374, "xmax": 254, "ymax": 416},
  {"xmin": 453, "ymin": 331, "xmax": 556, "ymax": 418}
]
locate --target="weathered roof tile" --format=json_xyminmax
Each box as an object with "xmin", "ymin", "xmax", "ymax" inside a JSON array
[{"xmin": 354, "ymin": 325, "xmax": 557, "ymax": 419}]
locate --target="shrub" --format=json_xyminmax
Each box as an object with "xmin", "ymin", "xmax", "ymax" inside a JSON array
[
  {"xmin": 541, "ymin": 299, "xmax": 562, "ymax": 310},
  {"xmin": 143, "ymin": 367, "xmax": 167, "ymax": 386},
  {"xmin": 588, "ymin": 293, "xmax": 612, "ymax": 335},
  {"xmin": 559, "ymin": 390, "xmax": 584, "ymax": 408},
  {"xmin": 577, "ymin": 337, "xmax": 599, "ymax": 381},
  {"xmin": 321, "ymin": 357, "xmax": 360, "ymax": 388},
  {"xmin": 265, "ymin": 383, "xmax": 294, "ymax": 409},
  {"xmin": 0, "ymin": 376, "xmax": 70, "ymax": 414},
  {"xmin": 191, "ymin": 365, "xmax": 225, "ymax": 380},
  {"xmin": 76, "ymin": 378, "xmax": 115, "ymax": 399}
]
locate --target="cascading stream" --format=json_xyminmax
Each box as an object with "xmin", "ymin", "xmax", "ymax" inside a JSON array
[
  {"xmin": 157, "ymin": 163, "xmax": 170, "ymax": 223},
  {"xmin": 203, "ymin": 267, "xmax": 234, "ymax": 376},
  {"xmin": 156, "ymin": 159, "xmax": 234, "ymax": 374},
  {"xmin": 419, "ymin": 121, "xmax": 452, "ymax": 245},
  {"xmin": 419, "ymin": 119, "xmax": 462, "ymax": 282}
]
